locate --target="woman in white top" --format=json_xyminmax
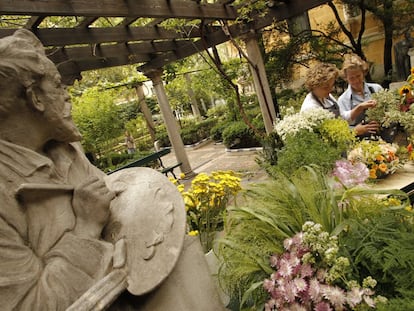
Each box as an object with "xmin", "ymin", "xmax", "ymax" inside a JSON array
[
  {"xmin": 338, "ymin": 54, "xmax": 381, "ymax": 136},
  {"xmin": 300, "ymin": 62, "xmax": 341, "ymax": 118}
]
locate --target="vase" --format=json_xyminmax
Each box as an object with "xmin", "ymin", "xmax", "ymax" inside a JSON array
[
  {"xmin": 379, "ymin": 124, "xmax": 398, "ymax": 143},
  {"xmin": 379, "ymin": 124, "xmax": 409, "ymax": 146}
]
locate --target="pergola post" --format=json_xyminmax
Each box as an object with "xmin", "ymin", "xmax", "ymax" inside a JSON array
[
  {"xmin": 135, "ymin": 82, "xmax": 156, "ymax": 142},
  {"xmin": 146, "ymin": 69, "xmax": 195, "ymax": 178},
  {"xmin": 243, "ymin": 33, "xmax": 277, "ymax": 134}
]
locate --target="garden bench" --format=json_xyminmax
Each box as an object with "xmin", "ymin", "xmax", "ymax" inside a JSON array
[{"xmin": 107, "ymin": 148, "xmax": 182, "ymax": 179}]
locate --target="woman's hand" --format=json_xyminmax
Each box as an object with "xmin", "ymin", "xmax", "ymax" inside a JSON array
[{"xmin": 355, "ymin": 120, "xmax": 380, "ymax": 136}]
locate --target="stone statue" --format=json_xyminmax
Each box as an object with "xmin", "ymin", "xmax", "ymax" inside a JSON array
[{"xmin": 0, "ymin": 29, "xmax": 225, "ymax": 311}]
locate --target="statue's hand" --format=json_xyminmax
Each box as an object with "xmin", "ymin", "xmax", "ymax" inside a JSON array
[{"xmin": 72, "ymin": 176, "xmax": 116, "ymax": 239}]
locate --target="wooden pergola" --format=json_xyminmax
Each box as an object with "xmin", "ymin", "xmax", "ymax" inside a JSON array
[
  {"xmin": 0, "ymin": 0, "xmax": 328, "ymax": 84},
  {"xmin": 0, "ymin": 0, "xmax": 329, "ymax": 177}
]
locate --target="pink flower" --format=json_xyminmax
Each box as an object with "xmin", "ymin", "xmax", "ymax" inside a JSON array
[
  {"xmin": 322, "ymin": 285, "xmax": 346, "ymax": 310},
  {"xmin": 363, "ymin": 295, "xmax": 376, "ymax": 308},
  {"xmin": 300, "ymin": 263, "xmax": 314, "ymax": 278},
  {"xmin": 278, "ymin": 258, "xmax": 294, "ymax": 278},
  {"xmin": 308, "ymin": 278, "xmax": 321, "ymax": 302},
  {"xmin": 346, "ymin": 287, "xmax": 363, "ymax": 308},
  {"xmin": 289, "ymin": 303, "xmax": 307, "ymax": 311},
  {"xmin": 293, "ymin": 277, "xmax": 308, "ymax": 292},
  {"xmin": 332, "ymin": 160, "xmax": 369, "ymax": 188},
  {"xmin": 283, "ymin": 280, "xmax": 299, "ymax": 303},
  {"xmin": 263, "ymin": 278, "xmax": 275, "ymax": 291},
  {"xmin": 269, "ymin": 254, "xmax": 279, "ymax": 267},
  {"xmin": 314, "ymin": 301, "xmax": 333, "ymax": 311}
]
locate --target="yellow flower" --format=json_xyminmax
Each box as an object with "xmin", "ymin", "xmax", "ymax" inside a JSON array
[
  {"xmin": 378, "ymin": 163, "xmax": 388, "ymax": 173},
  {"xmin": 188, "ymin": 230, "xmax": 199, "ymax": 236},
  {"xmin": 411, "ymin": 67, "xmax": 414, "ymax": 76},
  {"xmin": 399, "ymin": 85, "xmax": 412, "ymax": 96},
  {"xmin": 375, "ymin": 154, "xmax": 385, "ymax": 162},
  {"xmin": 369, "ymin": 168, "xmax": 377, "ymax": 179}
]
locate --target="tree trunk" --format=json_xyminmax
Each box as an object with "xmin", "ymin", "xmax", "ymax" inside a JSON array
[{"xmin": 382, "ymin": 0, "xmax": 394, "ymax": 87}]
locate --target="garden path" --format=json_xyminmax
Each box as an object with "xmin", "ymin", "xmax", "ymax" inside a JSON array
[{"xmin": 161, "ymin": 140, "xmax": 269, "ymax": 187}]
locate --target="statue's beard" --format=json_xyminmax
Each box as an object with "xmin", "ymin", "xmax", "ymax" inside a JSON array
[{"xmin": 50, "ymin": 117, "xmax": 82, "ymax": 143}]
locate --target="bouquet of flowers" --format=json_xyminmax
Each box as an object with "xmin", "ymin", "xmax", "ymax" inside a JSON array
[
  {"xmin": 271, "ymin": 108, "xmax": 356, "ymax": 175},
  {"xmin": 177, "ymin": 170, "xmax": 241, "ymax": 252},
  {"xmin": 263, "ymin": 222, "xmax": 386, "ymax": 310},
  {"xmin": 366, "ymin": 68, "xmax": 414, "ymax": 138},
  {"xmin": 347, "ymin": 139, "xmax": 403, "ymax": 179}
]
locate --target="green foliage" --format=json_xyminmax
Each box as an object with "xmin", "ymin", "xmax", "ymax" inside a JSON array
[
  {"xmin": 339, "ymin": 208, "xmax": 414, "ymax": 300},
  {"xmin": 179, "ymin": 118, "xmax": 214, "ymax": 145},
  {"xmin": 263, "ymin": 108, "xmax": 355, "ymax": 176},
  {"xmin": 71, "ymin": 87, "xmax": 124, "ymax": 154},
  {"xmin": 218, "ymin": 167, "xmax": 341, "ymax": 309},
  {"xmin": 154, "ymin": 124, "xmax": 170, "ymax": 147},
  {"xmin": 217, "ymin": 166, "xmax": 413, "ymax": 309},
  {"xmin": 275, "ymin": 130, "xmax": 342, "ymax": 176},
  {"xmin": 210, "ymin": 121, "xmax": 229, "ymax": 142},
  {"xmin": 97, "ymin": 149, "xmax": 155, "ymax": 172},
  {"xmin": 155, "ymin": 118, "xmax": 215, "ymax": 147},
  {"xmin": 276, "ymin": 88, "xmax": 307, "ymax": 115},
  {"xmin": 222, "ymin": 121, "xmax": 262, "ymax": 149}
]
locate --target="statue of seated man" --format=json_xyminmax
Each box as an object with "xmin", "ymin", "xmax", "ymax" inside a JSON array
[{"xmin": 0, "ymin": 29, "xmax": 225, "ymax": 311}]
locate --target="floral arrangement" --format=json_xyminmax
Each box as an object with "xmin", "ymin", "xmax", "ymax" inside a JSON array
[
  {"xmin": 263, "ymin": 222, "xmax": 386, "ymax": 310},
  {"xmin": 366, "ymin": 69, "xmax": 414, "ymax": 137},
  {"xmin": 177, "ymin": 170, "xmax": 241, "ymax": 252},
  {"xmin": 270, "ymin": 108, "xmax": 356, "ymax": 175},
  {"xmin": 274, "ymin": 108, "xmax": 337, "ymax": 141},
  {"xmin": 347, "ymin": 139, "xmax": 403, "ymax": 179}
]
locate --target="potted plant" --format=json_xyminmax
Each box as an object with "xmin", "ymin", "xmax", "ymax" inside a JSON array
[{"xmin": 177, "ymin": 170, "xmax": 242, "ymax": 253}]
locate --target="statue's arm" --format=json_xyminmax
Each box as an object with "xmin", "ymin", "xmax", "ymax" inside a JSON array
[{"xmin": 0, "ymin": 215, "xmax": 113, "ymax": 311}]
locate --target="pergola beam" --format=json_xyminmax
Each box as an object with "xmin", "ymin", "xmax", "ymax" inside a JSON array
[
  {"xmin": 139, "ymin": 0, "xmax": 329, "ymax": 73},
  {"xmin": 0, "ymin": 25, "xmax": 212, "ymax": 46},
  {"xmin": 0, "ymin": 0, "xmax": 237, "ymax": 19}
]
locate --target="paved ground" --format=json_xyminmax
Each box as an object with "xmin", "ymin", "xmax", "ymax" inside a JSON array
[{"xmin": 161, "ymin": 140, "xmax": 270, "ymax": 187}]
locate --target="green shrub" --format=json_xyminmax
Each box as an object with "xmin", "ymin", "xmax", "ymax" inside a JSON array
[
  {"xmin": 210, "ymin": 121, "xmax": 228, "ymax": 142},
  {"xmin": 276, "ymin": 129, "xmax": 342, "ymax": 175},
  {"xmin": 181, "ymin": 126, "xmax": 201, "ymax": 145},
  {"xmin": 155, "ymin": 125, "xmax": 170, "ymax": 147},
  {"xmin": 222, "ymin": 121, "xmax": 262, "ymax": 149}
]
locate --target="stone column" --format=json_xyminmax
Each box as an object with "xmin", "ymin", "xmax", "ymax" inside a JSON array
[
  {"xmin": 243, "ymin": 33, "xmax": 277, "ymax": 134},
  {"xmin": 135, "ymin": 83, "xmax": 156, "ymax": 142},
  {"xmin": 146, "ymin": 69, "xmax": 195, "ymax": 178}
]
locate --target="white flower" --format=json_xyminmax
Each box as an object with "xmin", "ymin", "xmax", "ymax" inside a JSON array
[{"xmin": 274, "ymin": 108, "xmax": 334, "ymax": 141}]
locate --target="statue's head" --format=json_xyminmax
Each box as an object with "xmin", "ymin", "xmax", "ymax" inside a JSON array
[{"xmin": 0, "ymin": 30, "xmax": 81, "ymax": 142}]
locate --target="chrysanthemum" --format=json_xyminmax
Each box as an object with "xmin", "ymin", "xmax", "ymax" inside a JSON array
[
  {"xmin": 293, "ymin": 277, "xmax": 308, "ymax": 292},
  {"xmin": 314, "ymin": 301, "xmax": 333, "ymax": 311},
  {"xmin": 269, "ymin": 254, "xmax": 279, "ymax": 267},
  {"xmin": 322, "ymin": 285, "xmax": 346, "ymax": 310},
  {"xmin": 346, "ymin": 287, "xmax": 363, "ymax": 308},
  {"xmin": 308, "ymin": 278, "xmax": 321, "ymax": 302},
  {"xmin": 300, "ymin": 263, "xmax": 314, "ymax": 278},
  {"xmin": 263, "ymin": 278, "xmax": 275, "ymax": 291},
  {"xmin": 278, "ymin": 258, "xmax": 294, "ymax": 278}
]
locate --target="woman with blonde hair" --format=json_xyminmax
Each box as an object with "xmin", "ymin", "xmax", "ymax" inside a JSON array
[
  {"xmin": 300, "ymin": 62, "xmax": 341, "ymax": 117},
  {"xmin": 338, "ymin": 53, "xmax": 382, "ymax": 136}
]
